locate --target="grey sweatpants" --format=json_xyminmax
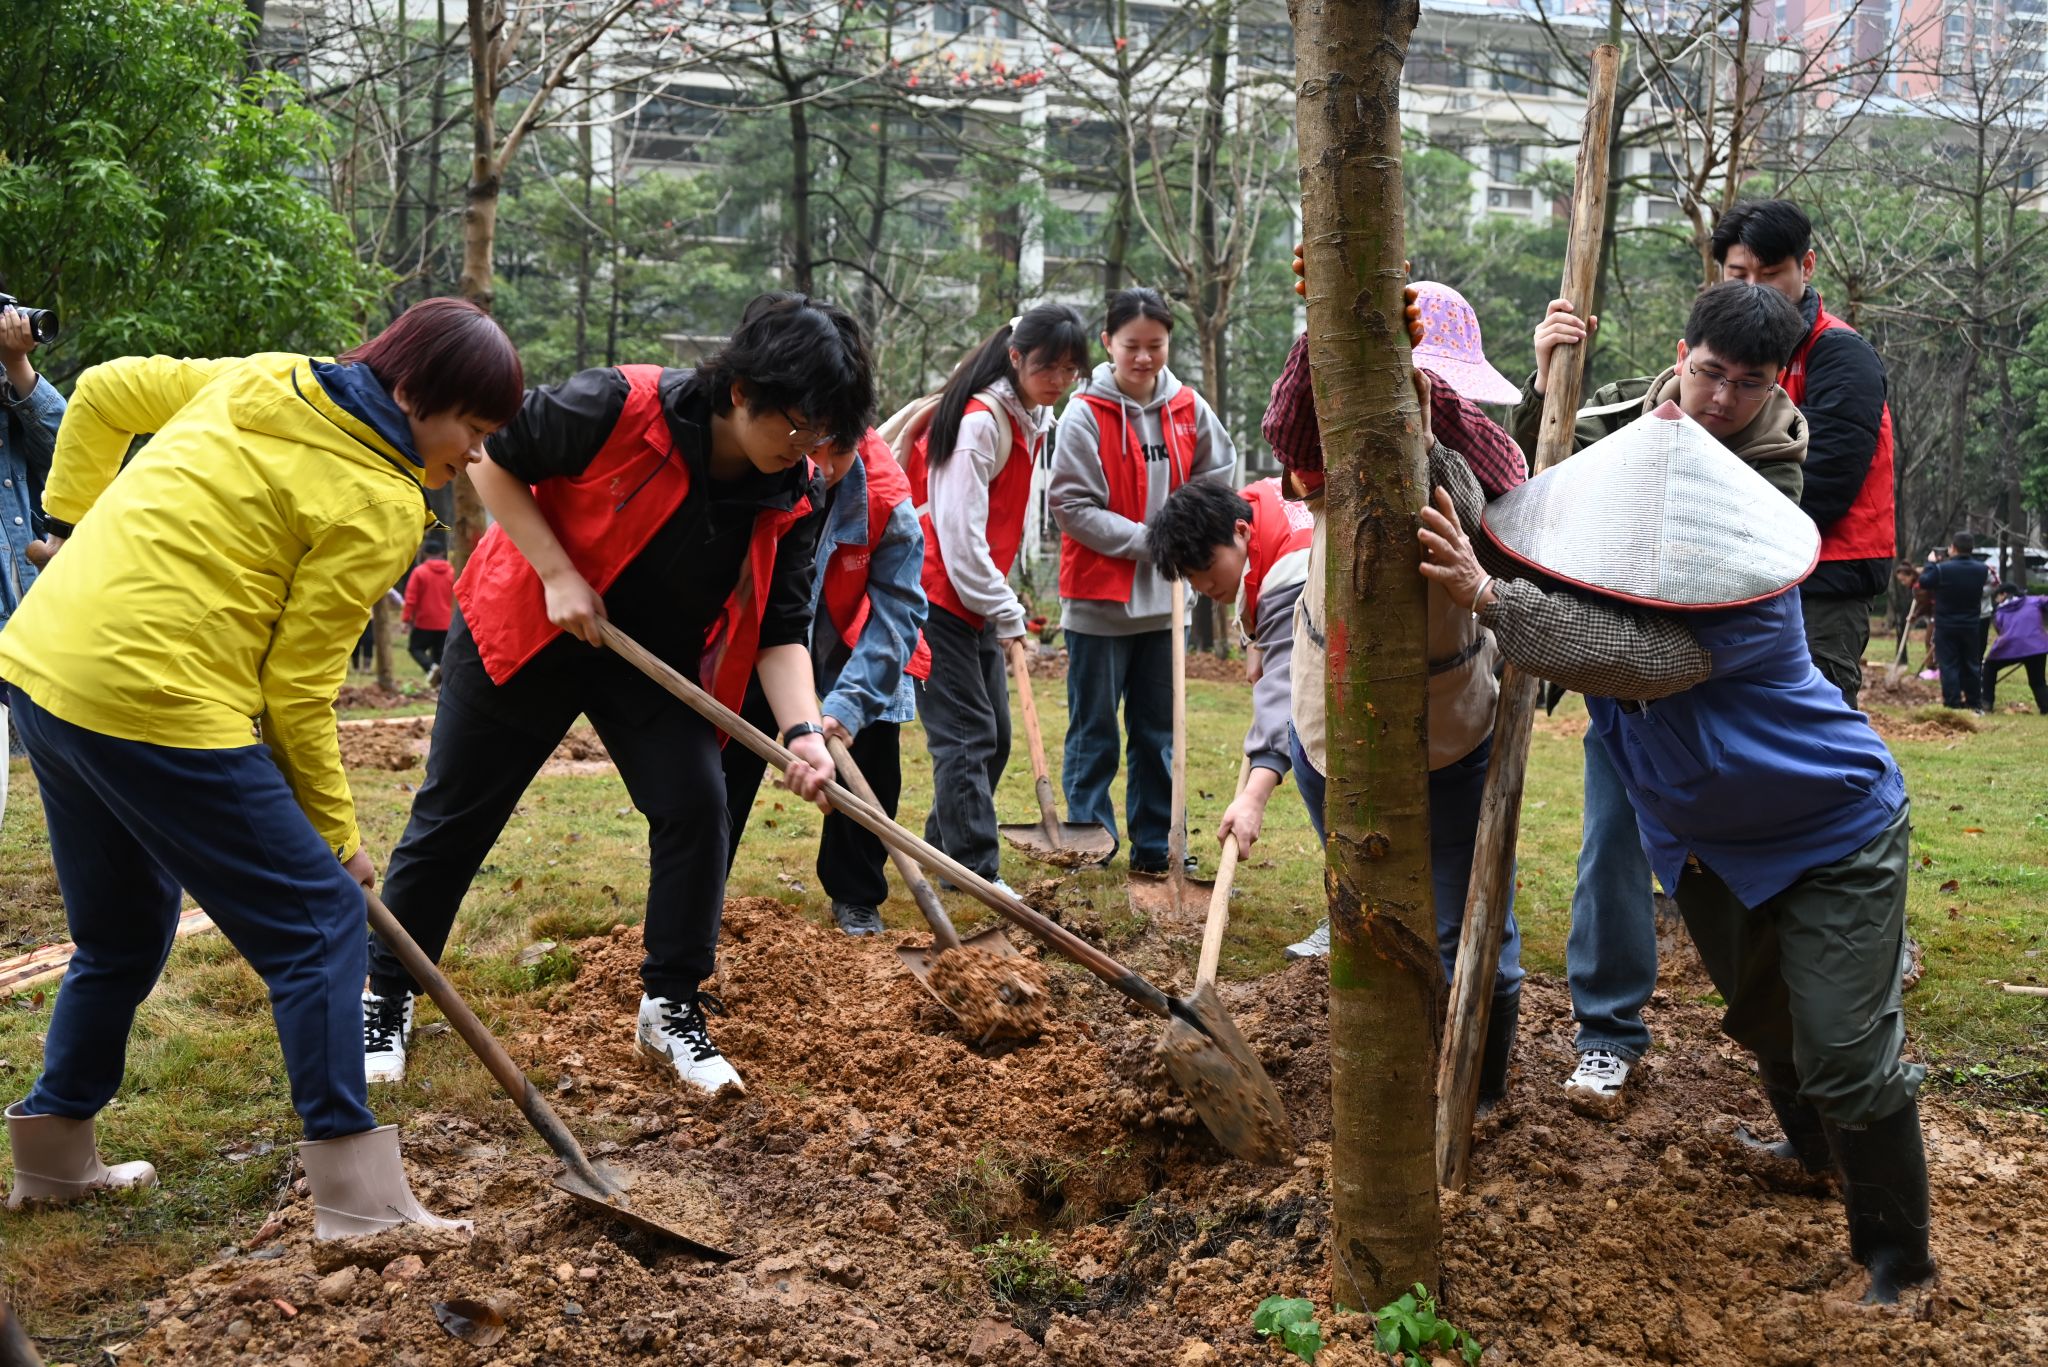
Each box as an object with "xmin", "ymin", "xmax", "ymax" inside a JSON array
[{"xmin": 1675, "ymin": 801, "xmax": 1921, "ymax": 1126}]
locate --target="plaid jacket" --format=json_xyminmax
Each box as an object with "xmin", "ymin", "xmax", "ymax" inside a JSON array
[{"xmin": 1262, "ymin": 332, "xmax": 1527, "ymax": 498}]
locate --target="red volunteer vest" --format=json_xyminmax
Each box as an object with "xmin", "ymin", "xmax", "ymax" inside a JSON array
[
  {"xmin": 906, "ymin": 398, "xmax": 1035, "ymax": 629},
  {"xmin": 1781, "ymin": 300, "xmax": 1896, "ymax": 564},
  {"xmin": 1059, "ymin": 386, "xmax": 1199, "ymax": 603},
  {"xmin": 456, "ymin": 364, "xmax": 813, "ymax": 724},
  {"xmin": 1238, "ymin": 477, "xmax": 1316, "ymax": 634},
  {"xmin": 819, "ymin": 429, "xmax": 932, "ymax": 680}
]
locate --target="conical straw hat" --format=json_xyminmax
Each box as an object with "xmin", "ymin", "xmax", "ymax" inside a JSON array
[{"xmin": 1478, "ymin": 402, "xmax": 1819, "ymax": 610}]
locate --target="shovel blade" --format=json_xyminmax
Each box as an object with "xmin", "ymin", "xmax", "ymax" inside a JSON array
[
  {"xmin": 1158, "ymin": 983, "xmax": 1295, "ymax": 1167},
  {"xmin": 1000, "ymin": 821, "xmax": 1118, "ymax": 868},
  {"xmin": 896, "ymin": 926, "xmax": 1020, "ymax": 1017},
  {"xmin": 551, "ymin": 1161, "xmax": 735, "ymax": 1261},
  {"xmin": 1126, "ymin": 870, "xmax": 1215, "ymax": 925}
]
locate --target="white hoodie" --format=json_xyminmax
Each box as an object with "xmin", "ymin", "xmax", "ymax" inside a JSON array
[{"xmin": 923, "ymin": 377, "xmax": 1051, "ymax": 639}]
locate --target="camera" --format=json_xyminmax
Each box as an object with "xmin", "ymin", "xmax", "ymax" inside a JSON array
[{"xmin": 0, "ymin": 293, "xmax": 58, "ymax": 345}]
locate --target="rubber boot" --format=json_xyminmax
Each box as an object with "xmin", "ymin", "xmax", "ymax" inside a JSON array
[
  {"xmin": 1475, "ymin": 988, "xmax": 1521, "ymax": 1117},
  {"xmin": 297, "ymin": 1125, "xmax": 472, "ymax": 1240},
  {"xmin": 1826, "ymin": 1101, "xmax": 1936, "ymax": 1304},
  {"xmin": 4, "ymin": 1101, "xmax": 158, "ymax": 1209},
  {"xmin": 1740, "ymin": 1057, "xmax": 1833, "ymax": 1174}
]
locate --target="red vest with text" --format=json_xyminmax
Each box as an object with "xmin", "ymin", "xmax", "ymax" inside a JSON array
[
  {"xmin": 1781, "ymin": 302, "xmax": 1896, "ymax": 564},
  {"xmin": 906, "ymin": 398, "xmax": 1035, "ymax": 629},
  {"xmin": 1059, "ymin": 387, "xmax": 1199, "ymax": 603},
  {"xmin": 1238, "ymin": 477, "xmax": 1316, "ymax": 634},
  {"xmin": 456, "ymin": 365, "xmax": 813, "ymax": 722},
  {"xmin": 820, "ymin": 429, "xmax": 932, "ymax": 680}
]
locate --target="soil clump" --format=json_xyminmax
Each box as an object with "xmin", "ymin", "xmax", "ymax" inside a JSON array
[
  {"xmin": 338, "ymin": 717, "xmax": 614, "ymax": 775},
  {"xmin": 928, "ymin": 946, "xmax": 1053, "ymax": 1042}
]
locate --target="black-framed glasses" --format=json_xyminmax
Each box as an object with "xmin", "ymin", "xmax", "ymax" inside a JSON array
[
  {"xmin": 778, "ymin": 408, "xmax": 834, "ymax": 453},
  {"xmin": 1686, "ymin": 361, "xmax": 1771, "ymax": 399}
]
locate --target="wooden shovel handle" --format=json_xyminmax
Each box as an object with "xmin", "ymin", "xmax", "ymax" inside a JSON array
[
  {"xmin": 825, "ymin": 734, "xmax": 962, "ymax": 952},
  {"xmin": 1194, "ymin": 757, "xmax": 1252, "ymax": 987},
  {"xmin": 1005, "ymin": 638, "xmax": 1064, "ymax": 837}
]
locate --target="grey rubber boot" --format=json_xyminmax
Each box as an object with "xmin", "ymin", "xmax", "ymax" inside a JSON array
[
  {"xmin": 297, "ymin": 1125, "xmax": 471, "ymax": 1239},
  {"xmin": 5, "ymin": 1101, "xmax": 158, "ymax": 1209}
]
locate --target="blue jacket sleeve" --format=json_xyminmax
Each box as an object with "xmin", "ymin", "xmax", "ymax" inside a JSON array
[
  {"xmin": 15, "ymin": 377, "xmax": 65, "ymax": 538},
  {"xmin": 821, "ymin": 500, "xmax": 929, "ymax": 736}
]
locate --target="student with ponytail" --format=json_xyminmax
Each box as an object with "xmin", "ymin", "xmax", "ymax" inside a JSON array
[
  {"xmin": 906, "ymin": 305, "xmax": 1091, "ymax": 891},
  {"xmin": 1048, "ymin": 288, "xmax": 1236, "ymax": 874}
]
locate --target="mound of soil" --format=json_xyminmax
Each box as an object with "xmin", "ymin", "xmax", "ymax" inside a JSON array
[
  {"xmin": 1865, "ymin": 708, "xmax": 1979, "ymax": 744},
  {"xmin": 102, "ymin": 901, "xmax": 2048, "ymax": 1366},
  {"xmin": 337, "ymin": 718, "xmax": 613, "ymax": 776},
  {"xmin": 337, "ymin": 683, "xmax": 437, "ymax": 712}
]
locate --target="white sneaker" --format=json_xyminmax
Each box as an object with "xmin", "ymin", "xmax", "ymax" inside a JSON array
[
  {"xmin": 1284, "ymin": 920, "xmax": 1331, "ymax": 960},
  {"xmin": 636, "ymin": 993, "xmax": 745, "ymax": 1097},
  {"xmin": 1563, "ymin": 1048, "xmax": 1632, "ymax": 1118},
  {"xmin": 362, "ymin": 991, "xmax": 413, "ymax": 1085}
]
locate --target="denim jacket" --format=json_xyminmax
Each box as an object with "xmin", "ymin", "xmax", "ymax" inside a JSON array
[
  {"xmin": 811, "ymin": 455, "xmax": 928, "ymax": 735},
  {"xmin": 1, "ymin": 376, "xmax": 64, "ymax": 622}
]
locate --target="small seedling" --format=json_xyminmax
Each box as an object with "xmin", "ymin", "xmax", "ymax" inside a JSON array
[
  {"xmin": 1252, "ymin": 1295, "xmax": 1323, "ymax": 1363},
  {"xmin": 1372, "ymin": 1283, "xmax": 1482, "ymax": 1367}
]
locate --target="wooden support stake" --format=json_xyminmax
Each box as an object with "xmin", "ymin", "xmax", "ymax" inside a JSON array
[{"xmin": 1435, "ymin": 43, "xmax": 1622, "ymax": 1194}]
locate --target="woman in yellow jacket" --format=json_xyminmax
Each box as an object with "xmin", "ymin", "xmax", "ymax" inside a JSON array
[{"xmin": 0, "ymin": 299, "xmax": 522, "ymax": 1237}]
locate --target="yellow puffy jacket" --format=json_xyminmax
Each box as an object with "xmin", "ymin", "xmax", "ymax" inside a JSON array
[{"xmin": 0, "ymin": 354, "xmax": 436, "ymax": 861}]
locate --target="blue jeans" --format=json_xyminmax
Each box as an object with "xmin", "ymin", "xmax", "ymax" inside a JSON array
[
  {"xmin": 10, "ymin": 686, "xmax": 376, "ymax": 1140},
  {"xmin": 1062, "ymin": 628, "xmax": 1173, "ymax": 867},
  {"xmin": 1288, "ymin": 725, "xmax": 1523, "ymax": 995},
  {"xmin": 1567, "ymin": 729, "xmax": 1658, "ymax": 1060}
]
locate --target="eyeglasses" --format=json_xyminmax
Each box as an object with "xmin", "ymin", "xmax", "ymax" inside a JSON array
[
  {"xmin": 778, "ymin": 409, "xmax": 834, "ymax": 453},
  {"xmin": 1029, "ymin": 362, "xmax": 1082, "ymax": 383},
  {"xmin": 1686, "ymin": 361, "xmax": 1772, "ymax": 399}
]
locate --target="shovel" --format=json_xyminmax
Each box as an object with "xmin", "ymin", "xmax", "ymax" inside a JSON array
[
  {"xmin": 821, "ymin": 733, "xmax": 1019, "ymax": 1009},
  {"xmin": 1129, "ymin": 592, "xmax": 1214, "ymax": 924},
  {"xmin": 1163, "ymin": 761, "xmax": 1253, "ymax": 1069},
  {"xmin": 362, "ymin": 888, "xmax": 733, "ymax": 1260},
  {"xmin": 601, "ymin": 622, "xmax": 1294, "ymax": 1165},
  {"xmin": 1000, "ymin": 638, "xmax": 1117, "ymax": 867},
  {"xmin": 1884, "ymin": 601, "xmax": 1920, "ymax": 688}
]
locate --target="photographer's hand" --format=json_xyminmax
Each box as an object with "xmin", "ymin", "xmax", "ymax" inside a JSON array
[{"xmin": 0, "ymin": 307, "xmax": 39, "ymax": 400}]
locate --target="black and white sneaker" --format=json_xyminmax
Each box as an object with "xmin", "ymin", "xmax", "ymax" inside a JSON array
[
  {"xmin": 636, "ymin": 993, "xmax": 745, "ymax": 1096},
  {"xmin": 362, "ymin": 990, "xmax": 414, "ymax": 1085},
  {"xmin": 832, "ymin": 902, "xmax": 885, "ymax": 936}
]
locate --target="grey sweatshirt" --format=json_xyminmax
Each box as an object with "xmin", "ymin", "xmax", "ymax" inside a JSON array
[
  {"xmin": 1049, "ymin": 362, "xmax": 1237, "ymax": 635},
  {"xmin": 923, "ymin": 377, "xmax": 1052, "ymax": 639}
]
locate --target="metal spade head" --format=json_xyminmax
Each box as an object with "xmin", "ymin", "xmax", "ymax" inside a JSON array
[
  {"xmin": 550, "ymin": 1160, "xmax": 735, "ymax": 1261},
  {"xmin": 1157, "ymin": 982, "xmax": 1295, "ymax": 1167},
  {"xmin": 895, "ymin": 925, "xmax": 1018, "ymax": 1007},
  {"xmin": 1126, "ymin": 868, "xmax": 1216, "ymax": 925},
  {"xmin": 1000, "ymin": 820, "xmax": 1118, "ymax": 868}
]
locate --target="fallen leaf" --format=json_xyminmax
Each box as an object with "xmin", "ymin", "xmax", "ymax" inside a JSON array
[
  {"xmin": 432, "ymin": 1297, "xmax": 508, "ymax": 1347},
  {"xmin": 1963, "ymin": 827, "xmax": 1984, "ymax": 835},
  {"xmin": 1947, "ymin": 907, "xmax": 1961, "ymax": 920},
  {"xmin": 509, "ymin": 876, "xmax": 525, "ymax": 893},
  {"xmin": 1939, "ymin": 878, "xmax": 1960, "ymax": 893}
]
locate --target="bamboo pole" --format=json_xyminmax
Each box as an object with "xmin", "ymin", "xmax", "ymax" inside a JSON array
[{"xmin": 1435, "ymin": 43, "xmax": 1622, "ymax": 1194}]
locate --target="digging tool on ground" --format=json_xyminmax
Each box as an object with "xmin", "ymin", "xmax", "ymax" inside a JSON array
[
  {"xmin": 1885, "ymin": 601, "xmax": 1920, "ymax": 688},
  {"xmin": 1001, "ymin": 638, "xmax": 1117, "ymax": 867},
  {"xmin": 601, "ymin": 622, "xmax": 1293, "ymax": 1165},
  {"xmin": 822, "ymin": 733, "xmax": 1019, "ymax": 1009},
  {"xmin": 362, "ymin": 888, "xmax": 733, "ymax": 1260},
  {"xmin": 1129, "ymin": 591, "xmax": 1214, "ymax": 924}
]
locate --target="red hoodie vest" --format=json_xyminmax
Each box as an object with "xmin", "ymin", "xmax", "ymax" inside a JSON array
[
  {"xmin": 403, "ymin": 557, "xmax": 454, "ymax": 631},
  {"xmin": 819, "ymin": 430, "xmax": 932, "ymax": 680},
  {"xmin": 1781, "ymin": 301, "xmax": 1896, "ymax": 564},
  {"xmin": 906, "ymin": 397, "xmax": 1034, "ymax": 629},
  {"xmin": 1238, "ymin": 477, "xmax": 1316, "ymax": 634},
  {"xmin": 456, "ymin": 364, "xmax": 813, "ymax": 723},
  {"xmin": 1059, "ymin": 386, "xmax": 1199, "ymax": 603}
]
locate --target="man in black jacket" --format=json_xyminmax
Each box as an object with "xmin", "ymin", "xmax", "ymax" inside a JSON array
[
  {"xmin": 1921, "ymin": 536, "xmax": 1991, "ymax": 711},
  {"xmin": 1715, "ymin": 201, "xmax": 1895, "ymax": 710}
]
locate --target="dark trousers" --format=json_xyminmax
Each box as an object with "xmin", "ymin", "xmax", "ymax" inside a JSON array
[
  {"xmin": 407, "ymin": 628, "xmax": 447, "ymax": 673},
  {"xmin": 1933, "ymin": 623, "xmax": 1983, "ymax": 709},
  {"xmin": 1986, "ymin": 654, "xmax": 2048, "ymax": 712},
  {"xmin": 1062, "ymin": 628, "xmax": 1173, "ymax": 867},
  {"xmin": 914, "ymin": 606, "xmax": 1011, "ymax": 880},
  {"xmin": 369, "ymin": 620, "xmax": 730, "ymax": 1003},
  {"xmin": 1800, "ymin": 591, "xmax": 1872, "ymax": 710},
  {"xmin": 9, "ymin": 686, "xmax": 375, "ymax": 1140},
  {"xmin": 721, "ymin": 682, "xmax": 902, "ymax": 907}
]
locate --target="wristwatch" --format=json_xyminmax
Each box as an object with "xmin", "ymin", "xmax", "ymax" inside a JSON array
[{"xmin": 781, "ymin": 721, "xmax": 824, "ymax": 745}]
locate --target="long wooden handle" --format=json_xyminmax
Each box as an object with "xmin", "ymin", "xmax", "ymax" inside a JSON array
[
  {"xmin": 1194, "ymin": 757, "xmax": 1252, "ymax": 986},
  {"xmin": 826, "ymin": 734, "xmax": 962, "ymax": 952},
  {"xmin": 602, "ymin": 622, "xmax": 1176, "ymax": 1017},
  {"xmin": 364, "ymin": 887, "xmax": 611, "ymax": 1192},
  {"xmin": 1006, "ymin": 638, "xmax": 1064, "ymax": 841},
  {"xmin": 1169, "ymin": 591, "xmax": 1189, "ymax": 887}
]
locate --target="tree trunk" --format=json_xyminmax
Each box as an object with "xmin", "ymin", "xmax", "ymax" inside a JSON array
[
  {"xmin": 454, "ymin": 0, "xmax": 501, "ymax": 572},
  {"xmin": 787, "ymin": 93, "xmax": 815, "ymax": 296},
  {"xmin": 372, "ymin": 597, "xmax": 398, "ymax": 692},
  {"xmin": 576, "ymin": 111, "xmax": 594, "ymax": 370},
  {"xmin": 1196, "ymin": 4, "xmax": 1231, "ymax": 423},
  {"xmin": 1103, "ymin": 185, "xmax": 1132, "ymax": 298},
  {"xmin": 1290, "ymin": 0, "xmax": 1438, "ymax": 1311},
  {"xmin": 424, "ymin": 0, "xmax": 449, "ymax": 294}
]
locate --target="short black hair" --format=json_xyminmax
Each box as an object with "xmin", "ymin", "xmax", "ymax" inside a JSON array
[
  {"xmin": 699, "ymin": 291, "xmax": 877, "ymax": 449},
  {"xmin": 1683, "ymin": 282, "xmax": 1806, "ymax": 371},
  {"xmin": 421, "ymin": 530, "xmax": 448, "ymax": 557},
  {"xmin": 1147, "ymin": 481, "xmax": 1254, "ymax": 580},
  {"xmin": 1711, "ymin": 200, "xmax": 1812, "ymax": 268},
  {"xmin": 1952, "ymin": 530, "xmax": 1976, "ymax": 554}
]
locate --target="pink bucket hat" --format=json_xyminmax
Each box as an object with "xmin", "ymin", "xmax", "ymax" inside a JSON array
[{"xmin": 1410, "ymin": 281, "xmax": 1522, "ymax": 406}]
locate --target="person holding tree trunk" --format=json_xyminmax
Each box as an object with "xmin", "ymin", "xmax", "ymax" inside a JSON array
[
  {"xmin": 906, "ymin": 305, "xmax": 1091, "ymax": 896},
  {"xmin": 0, "ymin": 299, "xmax": 519, "ymax": 1236},
  {"xmin": 1418, "ymin": 400, "xmax": 1932, "ymax": 1307},
  {"xmin": 1048, "ymin": 288, "xmax": 1236, "ymax": 876},
  {"xmin": 360, "ymin": 293, "xmax": 869, "ymax": 1099},
  {"xmin": 721, "ymin": 427, "xmax": 929, "ymax": 935}
]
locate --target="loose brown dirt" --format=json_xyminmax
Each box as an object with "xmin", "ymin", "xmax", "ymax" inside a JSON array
[
  {"xmin": 337, "ymin": 683, "xmax": 438, "ymax": 712},
  {"xmin": 338, "ymin": 717, "xmax": 615, "ymax": 776},
  {"xmin": 103, "ymin": 899, "xmax": 2048, "ymax": 1366}
]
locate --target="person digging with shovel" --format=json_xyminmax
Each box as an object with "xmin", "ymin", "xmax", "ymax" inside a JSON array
[
  {"xmin": 360, "ymin": 292, "xmax": 869, "ymax": 1098},
  {"xmin": 1417, "ymin": 399, "xmax": 1933, "ymax": 1306},
  {"xmin": 0, "ymin": 298, "xmax": 520, "ymax": 1236}
]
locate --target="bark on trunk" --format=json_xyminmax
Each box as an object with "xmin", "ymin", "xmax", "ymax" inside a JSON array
[
  {"xmin": 1290, "ymin": 0, "xmax": 1438, "ymax": 1311},
  {"xmin": 373, "ymin": 597, "xmax": 398, "ymax": 692},
  {"xmin": 454, "ymin": 0, "xmax": 501, "ymax": 573}
]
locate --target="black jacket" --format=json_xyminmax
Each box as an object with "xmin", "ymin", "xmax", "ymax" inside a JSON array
[{"xmin": 1792, "ymin": 288, "xmax": 1892, "ymax": 601}]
